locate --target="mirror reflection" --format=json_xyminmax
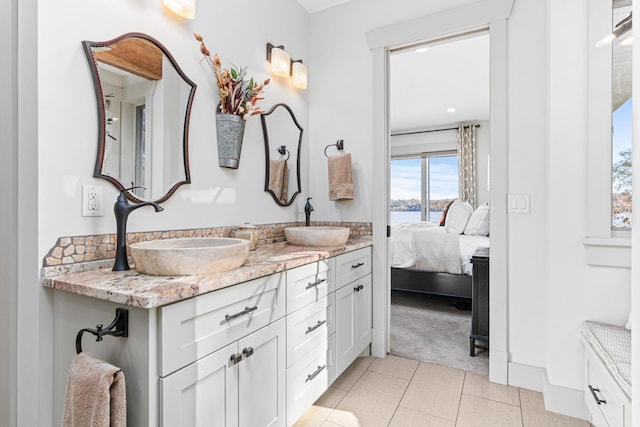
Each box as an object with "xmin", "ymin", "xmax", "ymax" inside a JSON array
[
  {"xmin": 83, "ymin": 33, "xmax": 196, "ymax": 203},
  {"xmin": 261, "ymin": 103, "xmax": 302, "ymax": 206}
]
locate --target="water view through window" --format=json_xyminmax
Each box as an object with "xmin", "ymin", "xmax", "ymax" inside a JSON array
[{"xmin": 390, "ymin": 155, "xmax": 458, "ymax": 224}]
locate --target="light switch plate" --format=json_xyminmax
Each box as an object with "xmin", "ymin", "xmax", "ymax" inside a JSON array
[{"xmin": 507, "ymin": 193, "xmax": 530, "ymax": 214}]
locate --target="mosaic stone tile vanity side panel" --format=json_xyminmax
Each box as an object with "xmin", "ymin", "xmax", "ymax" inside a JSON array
[{"xmin": 43, "ymin": 222, "xmax": 373, "ymax": 267}]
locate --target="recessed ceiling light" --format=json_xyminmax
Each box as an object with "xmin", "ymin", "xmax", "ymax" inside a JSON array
[
  {"xmin": 447, "ymin": 107, "xmax": 456, "ymax": 113},
  {"xmin": 415, "ymin": 47, "xmax": 430, "ymax": 53}
]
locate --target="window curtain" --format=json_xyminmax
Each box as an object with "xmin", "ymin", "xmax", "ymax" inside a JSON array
[{"xmin": 457, "ymin": 124, "xmax": 477, "ymax": 207}]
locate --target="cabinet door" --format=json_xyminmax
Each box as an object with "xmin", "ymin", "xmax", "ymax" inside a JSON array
[
  {"xmin": 160, "ymin": 342, "xmax": 239, "ymax": 427},
  {"xmin": 238, "ymin": 318, "xmax": 286, "ymax": 427},
  {"xmin": 335, "ymin": 282, "xmax": 357, "ymax": 376},
  {"xmin": 355, "ymin": 274, "xmax": 372, "ymax": 353}
]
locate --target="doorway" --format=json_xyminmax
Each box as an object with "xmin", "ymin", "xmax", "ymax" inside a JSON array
[
  {"xmin": 367, "ymin": 1, "xmax": 512, "ymax": 384},
  {"xmin": 387, "ymin": 33, "xmax": 490, "ymax": 374}
]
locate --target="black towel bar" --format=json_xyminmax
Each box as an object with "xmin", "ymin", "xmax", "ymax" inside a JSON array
[
  {"xmin": 75, "ymin": 308, "xmax": 129, "ymax": 354},
  {"xmin": 324, "ymin": 139, "xmax": 344, "ymax": 157}
]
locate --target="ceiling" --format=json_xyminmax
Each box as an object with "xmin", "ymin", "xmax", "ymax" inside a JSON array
[
  {"xmin": 294, "ymin": 2, "xmax": 490, "ymax": 132},
  {"xmin": 389, "ymin": 33, "xmax": 490, "ymax": 132},
  {"xmin": 295, "ymin": 0, "xmax": 351, "ymax": 14}
]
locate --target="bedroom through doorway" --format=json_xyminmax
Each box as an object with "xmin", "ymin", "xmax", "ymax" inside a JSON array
[{"xmin": 387, "ymin": 31, "xmax": 491, "ymax": 374}]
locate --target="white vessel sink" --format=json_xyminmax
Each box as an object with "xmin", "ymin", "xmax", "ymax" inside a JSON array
[
  {"xmin": 130, "ymin": 237, "xmax": 250, "ymax": 276},
  {"xmin": 284, "ymin": 226, "xmax": 350, "ymax": 247}
]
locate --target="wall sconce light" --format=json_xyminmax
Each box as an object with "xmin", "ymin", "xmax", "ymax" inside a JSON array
[
  {"xmin": 291, "ymin": 60, "xmax": 308, "ymax": 90},
  {"xmin": 266, "ymin": 43, "xmax": 308, "ymax": 89},
  {"xmin": 266, "ymin": 43, "xmax": 291, "ymax": 77},
  {"xmin": 162, "ymin": 0, "xmax": 196, "ymax": 19}
]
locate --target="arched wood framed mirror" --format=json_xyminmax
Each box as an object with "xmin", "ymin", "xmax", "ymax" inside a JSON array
[{"xmin": 83, "ymin": 32, "xmax": 196, "ymax": 203}]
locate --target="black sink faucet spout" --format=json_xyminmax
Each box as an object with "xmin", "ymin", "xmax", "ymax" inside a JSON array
[
  {"xmin": 304, "ymin": 197, "xmax": 314, "ymax": 226},
  {"xmin": 113, "ymin": 188, "xmax": 164, "ymax": 271}
]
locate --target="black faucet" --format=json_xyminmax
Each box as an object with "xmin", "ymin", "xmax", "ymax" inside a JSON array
[
  {"xmin": 304, "ymin": 197, "xmax": 314, "ymax": 226},
  {"xmin": 113, "ymin": 188, "xmax": 164, "ymax": 271}
]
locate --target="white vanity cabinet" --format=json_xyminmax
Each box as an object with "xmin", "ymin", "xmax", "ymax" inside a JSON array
[
  {"xmin": 50, "ymin": 244, "xmax": 372, "ymax": 427},
  {"xmin": 159, "ymin": 273, "xmax": 287, "ymax": 427},
  {"xmin": 334, "ymin": 247, "xmax": 372, "ymax": 376}
]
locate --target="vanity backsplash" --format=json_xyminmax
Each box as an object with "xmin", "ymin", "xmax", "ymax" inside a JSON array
[{"xmin": 43, "ymin": 221, "xmax": 372, "ymax": 267}]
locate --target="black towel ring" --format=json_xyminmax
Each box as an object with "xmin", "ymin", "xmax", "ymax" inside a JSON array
[
  {"xmin": 75, "ymin": 308, "xmax": 129, "ymax": 354},
  {"xmin": 324, "ymin": 139, "xmax": 344, "ymax": 157},
  {"xmin": 277, "ymin": 145, "xmax": 290, "ymax": 161}
]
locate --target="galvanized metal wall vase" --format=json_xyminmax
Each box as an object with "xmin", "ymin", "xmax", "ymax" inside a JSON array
[
  {"xmin": 216, "ymin": 112, "xmax": 245, "ymax": 168},
  {"xmin": 194, "ymin": 34, "xmax": 270, "ymax": 169}
]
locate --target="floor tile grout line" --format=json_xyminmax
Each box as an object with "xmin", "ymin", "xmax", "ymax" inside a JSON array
[
  {"xmin": 453, "ymin": 370, "xmax": 467, "ymax": 425},
  {"xmin": 382, "ymin": 355, "xmax": 420, "ymax": 426}
]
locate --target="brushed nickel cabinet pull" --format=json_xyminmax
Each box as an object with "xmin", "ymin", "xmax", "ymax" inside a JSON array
[
  {"xmin": 351, "ymin": 262, "xmax": 364, "ymax": 269},
  {"xmin": 306, "ymin": 320, "xmax": 327, "ymax": 334},
  {"xmin": 306, "ymin": 278, "xmax": 327, "ymax": 290},
  {"xmin": 305, "ymin": 365, "xmax": 327, "ymax": 383},
  {"xmin": 225, "ymin": 305, "xmax": 258, "ymax": 322},
  {"xmin": 230, "ymin": 353, "xmax": 243, "ymax": 365}
]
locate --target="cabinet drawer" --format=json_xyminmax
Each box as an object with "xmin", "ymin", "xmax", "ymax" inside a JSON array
[
  {"xmin": 335, "ymin": 247, "xmax": 371, "ymax": 289},
  {"xmin": 286, "ymin": 334, "xmax": 336, "ymax": 427},
  {"xmin": 287, "ymin": 293, "xmax": 335, "ymax": 367},
  {"xmin": 585, "ymin": 345, "xmax": 630, "ymax": 427},
  {"xmin": 159, "ymin": 273, "xmax": 285, "ymax": 376},
  {"xmin": 286, "ymin": 259, "xmax": 334, "ymax": 314}
]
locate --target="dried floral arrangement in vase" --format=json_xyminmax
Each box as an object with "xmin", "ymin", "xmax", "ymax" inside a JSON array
[{"xmin": 195, "ymin": 33, "xmax": 270, "ymax": 168}]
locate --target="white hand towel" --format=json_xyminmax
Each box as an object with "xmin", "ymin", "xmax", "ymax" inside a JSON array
[
  {"xmin": 63, "ymin": 352, "xmax": 126, "ymax": 427},
  {"xmin": 328, "ymin": 153, "xmax": 354, "ymax": 200}
]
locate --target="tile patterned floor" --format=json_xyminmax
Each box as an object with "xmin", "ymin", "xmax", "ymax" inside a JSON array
[{"xmin": 294, "ymin": 355, "xmax": 591, "ymax": 427}]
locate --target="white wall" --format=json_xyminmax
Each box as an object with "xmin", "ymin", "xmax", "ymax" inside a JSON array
[
  {"xmin": 38, "ymin": 0, "xmax": 310, "ymax": 261},
  {"xmin": 308, "ymin": 0, "xmax": 631, "ymax": 402}
]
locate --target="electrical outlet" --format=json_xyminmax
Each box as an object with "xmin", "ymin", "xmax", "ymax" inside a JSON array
[{"xmin": 82, "ymin": 185, "xmax": 103, "ymax": 217}]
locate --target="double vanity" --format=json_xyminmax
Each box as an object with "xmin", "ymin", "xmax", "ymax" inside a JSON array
[{"xmin": 43, "ymin": 235, "xmax": 372, "ymax": 426}]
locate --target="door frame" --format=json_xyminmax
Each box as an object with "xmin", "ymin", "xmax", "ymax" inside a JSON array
[{"xmin": 366, "ymin": 0, "xmax": 513, "ymax": 384}]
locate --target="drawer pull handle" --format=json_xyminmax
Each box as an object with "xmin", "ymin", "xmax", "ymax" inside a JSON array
[
  {"xmin": 351, "ymin": 262, "xmax": 365, "ymax": 269},
  {"xmin": 225, "ymin": 305, "xmax": 258, "ymax": 322},
  {"xmin": 306, "ymin": 320, "xmax": 327, "ymax": 334},
  {"xmin": 588, "ymin": 385, "xmax": 607, "ymax": 405},
  {"xmin": 354, "ymin": 284, "xmax": 364, "ymax": 292},
  {"xmin": 306, "ymin": 278, "xmax": 327, "ymax": 289},
  {"xmin": 230, "ymin": 353, "xmax": 243, "ymax": 365},
  {"xmin": 305, "ymin": 365, "xmax": 327, "ymax": 383},
  {"xmin": 242, "ymin": 346, "xmax": 254, "ymax": 358}
]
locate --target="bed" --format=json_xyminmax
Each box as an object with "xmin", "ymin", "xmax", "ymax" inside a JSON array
[{"xmin": 389, "ymin": 202, "xmax": 490, "ymax": 299}]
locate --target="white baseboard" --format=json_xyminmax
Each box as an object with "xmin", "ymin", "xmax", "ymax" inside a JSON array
[
  {"xmin": 542, "ymin": 372, "xmax": 588, "ymax": 420},
  {"xmin": 370, "ymin": 328, "xmax": 386, "ymax": 358},
  {"xmin": 508, "ymin": 362, "xmax": 588, "ymax": 420},
  {"xmin": 489, "ymin": 349, "xmax": 508, "ymax": 384}
]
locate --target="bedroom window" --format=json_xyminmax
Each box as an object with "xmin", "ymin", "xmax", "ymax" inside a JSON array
[{"xmin": 390, "ymin": 152, "xmax": 458, "ymax": 224}]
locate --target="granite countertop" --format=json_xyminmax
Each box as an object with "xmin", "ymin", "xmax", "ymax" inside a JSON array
[{"xmin": 41, "ymin": 237, "xmax": 372, "ymax": 309}]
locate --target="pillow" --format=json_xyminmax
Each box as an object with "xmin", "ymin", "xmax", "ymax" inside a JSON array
[
  {"xmin": 626, "ymin": 308, "xmax": 632, "ymax": 330},
  {"xmin": 444, "ymin": 200, "xmax": 473, "ymax": 234},
  {"xmin": 439, "ymin": 200, "xmax": 456, "ymax": 226},
  {"xmin": 464, "ymin": 203, "xmax": 490, "ymax": 236}
]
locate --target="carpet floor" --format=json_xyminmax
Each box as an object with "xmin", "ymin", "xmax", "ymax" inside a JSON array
[{"xmin": 390, "ymin": 290, "xmax": 489, "ymax": 375}]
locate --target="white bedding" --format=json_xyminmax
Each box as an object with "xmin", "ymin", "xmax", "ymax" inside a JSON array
[{"xmin": 390, "ymin": 222, "xmax": 489, "ymax": 275}]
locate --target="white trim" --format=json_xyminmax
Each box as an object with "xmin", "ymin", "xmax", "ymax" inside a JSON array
[
  {"xmin": 583, "ymin": 237, "xmax": 632, "ymax": 268},
  {"xmin": 542, "ymin": 372, "xmax": 588, "ymax": 421},
  {"xmin": 508, "ymin": 362, "xmax": 588, "ymax": 421},
  {"xmin": 367, "ymin": 0, "xmax": 513, "ymax": 384}
]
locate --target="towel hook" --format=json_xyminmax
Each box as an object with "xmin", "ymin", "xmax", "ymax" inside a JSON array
[
  {"xmin": 324, "ymin": 139, "xmax": 344, "ymax": 157},
  {"xmin": 76, "ymin": 308, "xmax": 129, "ymax": 354},
  {"xmin": 277, "ymin": 145, "xmax": 290, "ymax": 161}
]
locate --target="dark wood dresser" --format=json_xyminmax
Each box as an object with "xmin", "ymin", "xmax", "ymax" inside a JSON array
[{"xmin": 470, "ymin": 247, "xmax": 489, "ymax": 356}]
